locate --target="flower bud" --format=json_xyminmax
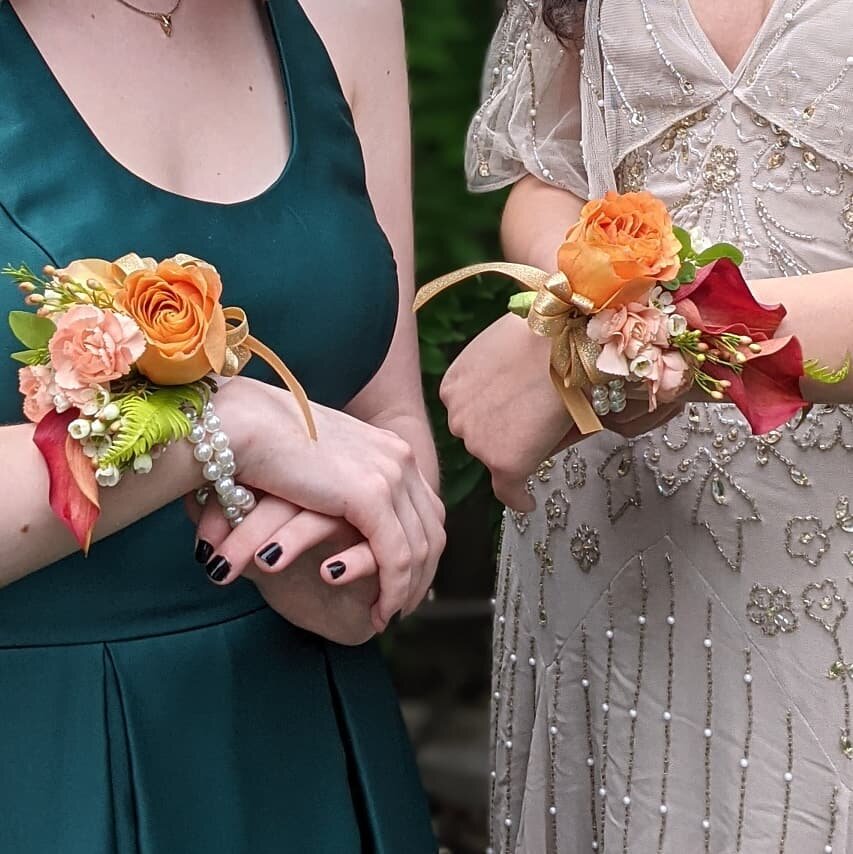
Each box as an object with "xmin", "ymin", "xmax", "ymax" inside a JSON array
[
  {"xmin": 95, "ymin": 465, "xmax": 121, "ymax": 488},
  {"xmin": 132, "ymin": 453, "xmax": 153, "ymax": 475},
  {"xmin": 67, "ymin": 419, "xmax": 91, "ymax": 440},
  {"xmin": 101, "ymin": 403, "xmax": 121, "ymax": 422}
]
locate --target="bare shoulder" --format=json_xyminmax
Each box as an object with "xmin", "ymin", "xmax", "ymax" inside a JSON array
[{"xmin": 293, "ymin": 0, "xmax": 405, "ymax": 106}]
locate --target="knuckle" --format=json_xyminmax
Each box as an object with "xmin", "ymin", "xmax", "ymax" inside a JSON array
[
  {"xmin": 365, "ymin": 473, "xmax": 392, "ymax": 503},
  {"xmin": 413, "ymin": 538, "xmax": 430, "ymax": 566}
]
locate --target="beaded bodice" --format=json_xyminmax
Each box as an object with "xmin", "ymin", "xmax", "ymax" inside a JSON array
[{"xmin": 470, "ymin": 2, "xmax": 853, "ymax": 852}]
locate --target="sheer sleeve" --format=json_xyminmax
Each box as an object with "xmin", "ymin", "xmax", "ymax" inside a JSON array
[{"xmin": 465, "ymin": 0, "xmax": 588, "ymax": 197}]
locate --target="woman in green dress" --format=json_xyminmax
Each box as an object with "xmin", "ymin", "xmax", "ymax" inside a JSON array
[{"xmin": 0, "ymin": 0, "xmax": 444, "ymax": 851}]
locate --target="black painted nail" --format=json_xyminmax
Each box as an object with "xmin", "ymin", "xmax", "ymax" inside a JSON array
[
  {"xmin": 257, "ymin": 543, "xmax": 283, "ymax": 567},
  {"xmin": 206, "ymin": 556, "xmax": 231, "ymax": 583},
  {"xmin": 195, "ymin": 539, "xmax": 214, "ymax": 565},
  {"xmin": 327, "ymin": 561, "xmax": 346, "ymax": 580}
]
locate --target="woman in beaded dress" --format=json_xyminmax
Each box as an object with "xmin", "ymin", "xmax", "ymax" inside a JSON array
[{"xmin": 439, "ymin": 0, "xmax": 853, "ymax": 851}]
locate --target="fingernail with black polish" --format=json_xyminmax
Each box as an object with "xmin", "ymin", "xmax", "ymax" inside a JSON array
[
  {"xmin": 257, "ymin": 543, "xmax": 283, "ymax": 567},
  {"xmin": 327, "ymin": 561, "xmax": 346, "ymax": 580},
  {"xmin": 206, "ymin": 556, "xmax": 231, "ymax": 583},
  {"xmin": 195, "ymin": 539, "xmax": 214, "ymax": 565}
]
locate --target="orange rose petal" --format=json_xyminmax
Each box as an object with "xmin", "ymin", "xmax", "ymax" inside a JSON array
[{"xmin": 203, "ymin": 305, "xmax": 227, "ymax": 375}]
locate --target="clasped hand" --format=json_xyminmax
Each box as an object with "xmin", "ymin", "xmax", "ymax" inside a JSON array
[{"xmin": 186, "ymin": 378, "xmax": 445, "ymax": 641}]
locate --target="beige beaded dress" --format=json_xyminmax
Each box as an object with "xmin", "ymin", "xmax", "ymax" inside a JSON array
[{"xmin": 468, "ymin": 1, "xmax": 853, "ymax": 852}]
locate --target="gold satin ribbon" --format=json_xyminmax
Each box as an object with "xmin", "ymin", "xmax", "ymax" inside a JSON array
[
  {"xmin": 220, "ymin": 307, "xmax": 317, "ymax": 440},
  {"xmin": 114, "ymin": 253, "xmax": 317, "ymax": 441},
  {"xmin": 413, "ymin": 262, "xmax": 606, "ymax": 435}
]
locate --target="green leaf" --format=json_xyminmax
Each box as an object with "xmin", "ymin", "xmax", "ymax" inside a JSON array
[
  {"xmin": 695, "ymin": 243, "xmax": 744, "ymax": 267},
  {"xmin": 100, "ymin": 385, "xmax": 207, "ymax": 470},
  {"xmin": 507, "ymin": 291, "xmax": 536, "ymax": 318},
  {"xmin": 11, "ymin": 347, "xmax": 50, "ymax": 366},
  {"xmin": 661, "ymin": 279, "xmax": 681, "ymax": 292},
  {"xmin": 673, "ymin": 226, "xmax": 693, "ymax": 261},
  {"xmin": 803, "ymin": 354, "xmax": 852, "ymax": 385},
  {"xmin": 676, "ymin": 261, "xmax": 697, "ymax": 285},
  {"xmin": 8, "ymin": 311, "xmax": 55, "ymax": 350}
]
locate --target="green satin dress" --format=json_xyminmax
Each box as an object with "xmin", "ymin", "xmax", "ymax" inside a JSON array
[{"xmin": 0, "ymin": 1, "xmax": 436, "ymax": 851}]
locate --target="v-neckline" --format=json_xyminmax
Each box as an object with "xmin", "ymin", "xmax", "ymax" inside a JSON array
[
  {"xmin": 1, "ymin": 0, "xmax": 301, "ymax": 209},
  {"xmin": 678, "ymin": 0, "xmax": 786, "ymax": 89}
]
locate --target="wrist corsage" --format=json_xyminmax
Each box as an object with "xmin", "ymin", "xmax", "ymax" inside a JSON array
[
  {"xmin": 415, "ymin": 190, "xmax": 848, "ymax": 436},
  {"xmin": 5, "ymin": 254, "xmax": 316, "ymax": 553}
]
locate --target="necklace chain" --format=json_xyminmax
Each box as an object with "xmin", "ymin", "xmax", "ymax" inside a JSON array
[{"xmin": 113, "ymin": 0, "xmax": 182, "ymax": 36}]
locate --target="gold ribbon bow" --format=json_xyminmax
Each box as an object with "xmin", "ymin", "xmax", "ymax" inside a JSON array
[
  {"xmin": 220, "ymin": 306, "xmax": 317, "ymax": 440},
  {"xmin": 113, "ymin": 253, "xmax": 317, "ymax": 440},
  {"xmin": 413, "ymin": 262, "xmax": 606, "ymax": 435}
]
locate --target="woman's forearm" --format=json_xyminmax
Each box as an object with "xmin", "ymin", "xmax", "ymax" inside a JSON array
[
  {"xmin": 750, "ymin": 269, "xmax": 853, "ymax": 402},
  {"xmin": 0, "ymin": 421, "xmax": 203, "ymax": 586},
  {"xmin": 0, "ymin": 379, "xmax": 259, "ymax": 587}
]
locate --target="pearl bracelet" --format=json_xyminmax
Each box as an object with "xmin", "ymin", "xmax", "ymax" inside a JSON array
[
  {"xmin": 187, "ymin": 402, "xmax": 256, "ymax": 527},
  {"xmin": 590, "ymin": 378, "xmax": 627, "ymax": 416}
]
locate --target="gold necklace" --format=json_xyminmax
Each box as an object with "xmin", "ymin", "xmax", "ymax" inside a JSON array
[{"xmin": 113, "ymin": 0, "xmax": 182, "ymax": 37}]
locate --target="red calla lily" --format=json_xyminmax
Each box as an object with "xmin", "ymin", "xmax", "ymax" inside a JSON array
[
  {"xmin": 703, "ymin": 336, "xmax": 808, "ymax": 436},
  {"xmin": 674, "ymin": 258, "xmax": 807, "ymax": 434},
  {"xmin": 33, "ymin": 409, "xmax": 100, "ymax": 553},
  {"xmin": 674, "ymin": 258, "xmax": 787, "ymax": 339}
]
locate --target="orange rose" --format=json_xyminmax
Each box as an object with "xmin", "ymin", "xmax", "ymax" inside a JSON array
[
  {"xmin": 114, "ymin": 261, "xmax": 226, "ymax": 385},
  {"xmin": 558, "ymin": 191, "xmax": 682, "ymax": 311}
]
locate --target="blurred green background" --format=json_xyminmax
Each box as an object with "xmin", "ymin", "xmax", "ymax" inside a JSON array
[{"xmin": 387, "ymin": 2, "xmax": 511, "ymax": 851}]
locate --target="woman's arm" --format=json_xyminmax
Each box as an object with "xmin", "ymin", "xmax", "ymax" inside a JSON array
[
  {"xmin": 441, "ymin": 174, "xmax": 853, "ymax": 509},
  {"xmin": 340, "ymin": 0, "xmax": 439, "ymax": 492}
]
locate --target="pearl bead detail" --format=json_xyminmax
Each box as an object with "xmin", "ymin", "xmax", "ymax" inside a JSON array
[
  {"xmin": 598, "ymin": 787, "xmax": 607, "ymax": 798},
  {"xmin": 702, "ymin": 819, "xmax": 711, "ymax": 830},
  {"xmin": 638, "ymin": 615, "xmax": 646, "ymax": 625},
  {"xmin": 587, "ymin": 756, "xmax": 595, "ymax": 767},
  {"xmin": 505, "ymin": 740, "xmax": 513, "ymax": 750},
  {"xmin": 498, "ymin": 616, "xmax": 506, "ymax": 624},
  {"xmin": 493, "ymin": 691, "xmax": 501, "ymax": 700},
  {"xmin": 581, "ymin": 678, "xmax": 590, "ymax": 689},
  {"xmin": 703, "ymin": 638, "xmax": 713, "ymax": 648},
  {"xmin": 509, "ymin": 654, "xmax": 517, "ymax": 663},
  {"xmin": 825, "ymin": 846, "xmax": 833, "ymax": 854},
  {"xmin": 606, "ymin": 629, "xmax": 614, "ymax": 640},
  {"xmin": 193, "ymin": 442, "xmax": 214, "ymax": 462},
  {"xmin": 550, "ymin": 725, "xmax": 558, "ymax": 735},
  {"xmin": 740, "ymin": 757, "xmax": 749, "ymax": 769},
  {"xmin": 528, "ymin": 657, "xmax": 537, "ymax": 667},
  {"xmin": 667, "ymin": 615, "xmax": 676, "ymax": 625},
  {"xmin": 629, "ymin": 708, "xmax": 638, "ymax": 719},
  {"xmin": 784, "ymin": 11, "xmax": 794, "ymax": 21},
  {"xmin": 622, "ymin": 795, "xmax": 631, "ymax": 806},
  {"xmin": 549, "ymin": 805, "xmax": 557, "ymax": 816},
  {"xmin": 663, "ymin": 710, "xmax": 672, "ymax": 722},
  {"xmin": 504, "ymin": 818, "xmax": 512, "ymax": 828},
  {"xmin": 784, "ymin": 771, "xmax": 793, "ymax": 782},
  {"xmin": 704, "ymin": 728, "xmax": 713, "ymax": 739},
  {"xmin": 743, "ymin": 673, "xmax": 753, "ymax": 684},
  {"xmin": 847, "ymin": 56, "xmax": 853, "ymax": 66},
  {"xmin": 659, "ymin": 804, "xmax": 668, "ymax": 815},
  {"xmin": 602, "ymin": 702, "xmax": 610, "ymax": 713}
]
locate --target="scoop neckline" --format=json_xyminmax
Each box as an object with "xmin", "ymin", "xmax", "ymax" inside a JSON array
[{"xmin": 3, "ymin": 0, "xmax": 300, "ymax": 209}]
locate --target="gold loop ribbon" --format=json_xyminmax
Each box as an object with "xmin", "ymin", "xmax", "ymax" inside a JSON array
[
  {"xmin": 221, "ymin": 307, "xmax": 318, "ymax": 441},
  {"xmin": 413, "ymin": 263, "xmax": 605, "ymax": 435}
]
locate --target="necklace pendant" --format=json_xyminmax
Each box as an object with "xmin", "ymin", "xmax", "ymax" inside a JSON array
[{"xmin": 159, "ymin": 14, "xmax": 173, "ymax": 36}]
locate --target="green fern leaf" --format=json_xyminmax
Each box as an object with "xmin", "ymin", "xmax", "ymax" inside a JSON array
[
  {"xmin": 803, "ymin": 354, "xmax": 852, "ymax": 385},
  {"xmin": 101, "ymin": 385, "xmax": 207, "ymax": 469}
]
